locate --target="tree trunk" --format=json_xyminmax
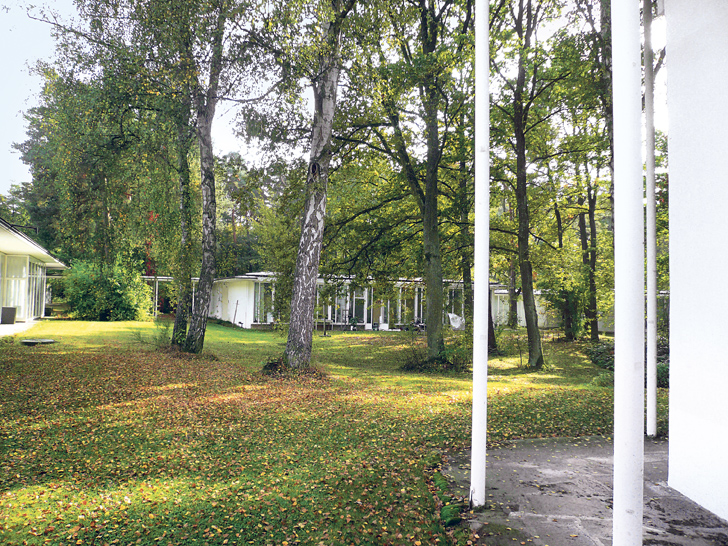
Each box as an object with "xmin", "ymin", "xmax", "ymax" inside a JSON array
[
  {"xmin": 488, "ymin": 298, "xmax": 498, "ymax": 353},
  {"xmin": 556, "ymin": 200, "xmax": 578, "ymax": 341},
  {"xmin": 423, "ymin": 90, "xmax": 445, "ymax": 360},
  {"xmin": 508, "ymin": 255, "xmax": 518, "ymax": 329},
  {"xmin": 586, "ymin": 186, "xmax": 599, "ymax": 341},
  {"xmin": 457, "ymin": 112, "xmax": 474, "ymax": 324},
  {"xmin": 182, "ymin": 8, "xmax": 224, "ymax": 354},
  {"xmin": 515, "ymin": 178, "xmax": 543, "ymax": 369},
  {"xmin": 599, "ymin": 0, "xmax": 614, "ymax": 229},
  {"xmin": 285, "ymin": 13, "xmax": 344, "ymax": 369},
  {"xmin": 172, "ymin": 121, "xmax": 194, "ymax": 347},
  {"xmin": 513, "ymin": 6, "xmax": 544, "ymax": 369},
  {"xmin": 285, "ymin": 160, "xmax": 330, "ymax": 368},
  {"xmin": 184, "ymin": 111, "xmax": 216, "ymax": 354}
]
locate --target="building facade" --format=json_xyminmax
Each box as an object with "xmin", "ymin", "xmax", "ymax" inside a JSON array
[{"xmin": 0, "ymin": 218, "xmax": 66, "ymax": 323}]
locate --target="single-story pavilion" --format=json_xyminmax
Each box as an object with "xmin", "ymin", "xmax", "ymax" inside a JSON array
[
  {"xmin": 0, "ymin": 217, "xmax": 66, "ymax": 323},
  {"xmin": 207, "ymin": 272, "xmax": 560, "ymax": 331}
]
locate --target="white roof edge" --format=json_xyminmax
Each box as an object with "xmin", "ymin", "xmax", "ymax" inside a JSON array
[{"xmin": 0, "ymin": 218, "xmax": 67, "ymax": 269}]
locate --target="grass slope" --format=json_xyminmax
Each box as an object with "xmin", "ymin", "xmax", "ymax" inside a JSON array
[{"xmin": 0, "ymin": 321, "xmax": 667, "ymax": 545}]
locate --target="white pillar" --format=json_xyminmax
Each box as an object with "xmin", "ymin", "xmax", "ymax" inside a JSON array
[
  {"xmin": 643, "ymin": 0, "xmax": 658, "ymax": 438},
  {"xmin": 470, "ymin": 0, "xmax": 489, "ymax": 508},
  {"xmin": 611, "ymin": 0, "xmax": 645, "ymax": 544}
]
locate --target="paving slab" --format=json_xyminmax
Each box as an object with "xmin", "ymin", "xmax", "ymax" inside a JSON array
[{"xmin": 442, "ymin": 436, "xmax": 728, "ymax": 546}]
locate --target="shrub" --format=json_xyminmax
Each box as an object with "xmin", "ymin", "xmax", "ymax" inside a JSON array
[
  {"xmin": 656, "ymin": 363, "xmax": 670, "ymax": 389},
  {"xmin": 494, "ymin": 326, "xmax": 526, "ymax": 357},
  {"xmin": 65, "ymin": 260, "xmax": 152, "ymax": 321},
  {"xmin": 590, "ymin": 370, "xmax": 615, "ymax": 387},
  {"xmin": 586, "ymin": 341, "xmax": 615, "ymax": 371},
  {"xmin": 586, "ymin": 340, "xmax": 670, "ymax": 389}
]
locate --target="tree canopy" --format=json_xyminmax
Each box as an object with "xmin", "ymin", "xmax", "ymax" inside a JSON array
[{"xmin": 5, "ymin": 0, "xmax": 667, "ymax": 366}]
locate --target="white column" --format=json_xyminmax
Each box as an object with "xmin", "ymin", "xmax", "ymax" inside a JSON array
[
  {"xmin": 470, "ymin": 0, "xmax": 489, "ymax": 508},
  {"xmin": 643, "ymin": 0, "xmax": 658, "ymax": 438},
  {"xmin": 611, "ymin": 0, "xmax": 645, "ymax": 544},
  {"xmin": 642, "ymin": 0, "xmax": 657, "ymax": 436}
]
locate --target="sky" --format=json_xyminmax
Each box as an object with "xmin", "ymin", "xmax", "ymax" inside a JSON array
[
  {"xmin": 1, "ymin": 2, "xmax": 667, "ymax": 198},
  {"xmin": 0, "ymin": 1, "xmax": 76, "ymax": 196},
  {"xmin": 0, "ymin": 0, "xmax": 242, "ymax": 197}
]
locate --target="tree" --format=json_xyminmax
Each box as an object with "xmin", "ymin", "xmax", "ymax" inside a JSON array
[
  {"xmin": 46, "ymin": 0, "xmax": 262, "ymax": 352},
  {"xmin": 333, "ymin": 0, "xmax": 474, "ymax": 361},
  {"xmin": 491, "ymin": 0, "xmax": 572, "ymax": 368},
  {"xmin": 215, "ymin": 153, "xmax": 263, "ymax": 277},
  {"xmin": 14, "ymin": 67, "xmax": 149, "ymax": 267},
  {"xmin": 282, "ymin": 0, "xmax": 358, "ymax": 369}
]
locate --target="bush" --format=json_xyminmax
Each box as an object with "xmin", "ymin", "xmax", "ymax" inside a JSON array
[
  {"xmin": 494, "ymin": 326, "xmax": 527, "ymax": 357},
  {"xmin": 586, "ymin": 340, "xmax": 670, "ymax": 389},
  {"xmin": 590, "ymin": 370, "xmax": 615, "ymax": 387},
  {"xmin": 656, "ymin": 363, "xmax": 670, "ymax": 389},
  {"xmin": 586, "ymin": 341, "xmax": 615, "ymax": 371},
  {"xmin": 65, "ymin": 260, "xmax": 152, "ymax": 321}
]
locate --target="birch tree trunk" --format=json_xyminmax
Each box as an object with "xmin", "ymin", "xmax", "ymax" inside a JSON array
[
  {"xmin": 183, "ymin": 10, "xmax": 225, "ymax": 354},
  {"xmin": 184, "ymin": 110, "xmax": 217, "ymax": 353},
  {"xmin": 285, "ymin": 6, "xmax": 350, "ymax": 368}
]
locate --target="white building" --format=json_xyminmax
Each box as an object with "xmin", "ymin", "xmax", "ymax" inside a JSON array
[
  {"xmin": 208, "ymin": 273, "xmax": 559, "ymax": 331},
  {"xmin": 0, "ymin": 217, "xmax": 66, "ymax": 323},
  {"xmin": 664, "ymin": 0, "xmax": 728, "ymax": 523}
]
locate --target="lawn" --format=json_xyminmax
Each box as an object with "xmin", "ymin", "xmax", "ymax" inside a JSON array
[{"xmin": 0, "ymin": 320, "xmax": 667, "ymax": 545}]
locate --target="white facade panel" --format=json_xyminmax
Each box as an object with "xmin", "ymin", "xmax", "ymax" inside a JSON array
[{"xmin": 666, "ymin": 0, "xmax": 728, "ymax": 521}]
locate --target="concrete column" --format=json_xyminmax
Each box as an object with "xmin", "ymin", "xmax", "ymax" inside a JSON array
[
  {"xmin": 644, "ymin": 0, "xmax": 658, "ymax": 439},
  {"xmin": 611, "ymin": 0, "xmax": 646, "ymax": 544},
  {"xmin": 470, "ymin": 0, "xmax": 489, "ymax": 508}
]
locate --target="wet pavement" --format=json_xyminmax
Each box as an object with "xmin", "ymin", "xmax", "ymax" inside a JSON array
[{"xmin": 442, "ymin": 436, "xmax": 728, "ymax": 545}]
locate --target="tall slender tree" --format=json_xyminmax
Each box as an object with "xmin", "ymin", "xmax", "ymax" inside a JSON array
[
  {"xmin": 42, "ymin": 0, "xmax": 260, "ymax": 352},
  {"xmin": 285, "ymin": 0, "xmax": 358, "ymax": 369},
  {"xmin": 491, "ymin": 0, "xmax": 570, "ymax": 368}
]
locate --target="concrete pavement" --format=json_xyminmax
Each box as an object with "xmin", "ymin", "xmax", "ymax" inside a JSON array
[
  {"xmin": 0, "ymin": 320, "xmax": 38, "ymax": 339},
  {"xmin": 442, "ymin": 436, "xmax": 728, "ymax": 545}
]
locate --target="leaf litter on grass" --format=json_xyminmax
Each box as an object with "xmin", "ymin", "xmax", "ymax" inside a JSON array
[{"xmin": 0, "ymin": 323, "xmax": 640, "ymax": 545}]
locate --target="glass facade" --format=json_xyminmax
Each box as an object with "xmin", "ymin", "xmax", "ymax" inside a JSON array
[
  {"xmin": 1, "ymin": 255, "xmax": 48, "ymax": 321},
  {"xmin": 253, "ymin": 281, "xmax": 274, "ymax": 323}
]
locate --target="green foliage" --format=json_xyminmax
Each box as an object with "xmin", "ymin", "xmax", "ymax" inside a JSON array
[
  {"xmin": 585, "ymin": 341, "xmax": 615, "ymax": 371},
  {"xmin": 586, "ymin": 339, "xmax": 670, "ymax": 389},
  {"xmin": 132, "ymin": 317, "xmax": 173, "ymax": 350},
  {"xmin": 589, "ymin": 371, "xmax": 614, "ymax": 388},
  {"xmin": 64, "ymin": 260, "xmax": 152, "ymax": 321},
  {"xmin": 494, "ymin": 327, "xmax": 527, "ymax": 359},
  {"xmin": 398, "ymin": 330, "xmax": 471, "ymax": 374},
  {"xmin": 656, "ymin": 363, "xmax": 670, "ymax": 389}
]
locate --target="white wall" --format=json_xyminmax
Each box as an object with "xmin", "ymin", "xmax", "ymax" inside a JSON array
[
  {"xmin": 666, "ymin": 0, "xmax": 728, "ymax": 521},
  {"xmin": 491, "ymin": 291, "xmax": 560, "ymax": 329},
  {"xmin": 209, "ymin": 278, "xmax": 257, "ymax": 328}
]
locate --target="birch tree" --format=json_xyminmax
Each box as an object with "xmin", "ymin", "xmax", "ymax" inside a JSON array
[
  {"xmin": 284, "ymin": 0, "xmax": 358, "ymax": 369},
  {"xmin": 45, "ymin": 0, "xmax": 260, "ymax": 352}
]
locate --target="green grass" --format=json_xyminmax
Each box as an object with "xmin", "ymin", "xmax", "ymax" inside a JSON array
[{"xmin": 0, "ymin": 320, "xmax": 668, "ymax": 545}]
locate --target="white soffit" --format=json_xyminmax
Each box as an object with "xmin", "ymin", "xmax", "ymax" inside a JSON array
[{"xmin": 0, "ymin": 220, "xmax": 66, "ymax": 269}]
